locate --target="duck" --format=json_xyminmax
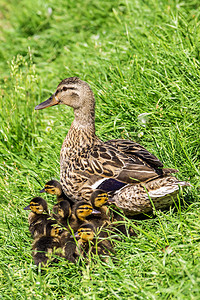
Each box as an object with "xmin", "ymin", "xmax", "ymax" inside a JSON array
[
  {"xmin": 35, "ymin": 77, "xmax": 190, "ymax": 215},
  {"xmin": 87, "ymin": 189, "xmax": 110, "ymax": 229},
  {"xmin": 40, "ymin": 179, "xmax": 74, "ymax": 206},
  {"xmin": 32, "ymin": 222, "xmax": 63, "ymax": 266},
  {"xmin": 24, "ymin": 197, "xmax": 57, "ymax": 238},
  {"xmin": 69, "ymin": 201, "xmax": 101, "ymax": 233},
  {"xmin": 52, "ymin": 200, "xmax": 72, "ymax": 228},
  {"xmin": 90, "ymin": 189, "xmax": 136, "ymax": 237},
  {"xmin": 74, "ymin": 223, "xmax": 114, "ymax": 261}
]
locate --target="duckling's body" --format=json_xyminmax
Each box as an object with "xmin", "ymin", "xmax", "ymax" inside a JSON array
[
  {"xmin": 32, "ymin": 223, "xmax": 62, "ymax": 266},
  {"xmin": 35, "ymin": 77, "xmax": 190, "ymax": 215},
  {"xmin": 74, "ymin": 223, "xmax": 114, "ymax": 261},
  {"xmin": 62, "ymin": 237, "xmax": 77, "ymax": 263},
  {"xmin": 24, "ymin": 197, "xmax": 55, "ymax": 238}
]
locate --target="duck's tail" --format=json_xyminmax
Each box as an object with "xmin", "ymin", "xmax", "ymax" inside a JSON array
[{"xmin": 148, "ymin": 178, "xmax": 191, "ymax": 199}]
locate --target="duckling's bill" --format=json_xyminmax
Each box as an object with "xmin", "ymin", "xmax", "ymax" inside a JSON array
[
  {"xmin": 35, "ymin": 94, "xmax": 59, "ymax": 110},
  {"xmin": 92, "ymin": 209, "xmax": 101, "ymax": 215},
  {"xmin": 24, "ymin": 205, "xmax": 31, "ymax": 210}
]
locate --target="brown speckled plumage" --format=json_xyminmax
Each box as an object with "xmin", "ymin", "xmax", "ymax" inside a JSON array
[{"xmin": 35, "ymin": 77, "xmax": 190, "ymax": 215}]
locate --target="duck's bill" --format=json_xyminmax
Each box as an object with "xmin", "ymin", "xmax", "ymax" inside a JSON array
[
  {"xmin": 23, "ymin": 205, "xmax": 31, "ymax": 210},
  {"xmin": 70, "ymin": 232, "xmax": 80, "ymax": 239},
  {"xmin": 39, "ymin": 188, "xmax": 46, "ymax": 193},
  {"xmin": 35, "ymin": 94, "xmax": 59, "ymax": 110},
  {"xmin": 91, "ymin": 209, "xmax": 101, "ymax": 215},
  {"xmin": 107, "ymin": 197, "xmax": 115, "ymax": 204}
]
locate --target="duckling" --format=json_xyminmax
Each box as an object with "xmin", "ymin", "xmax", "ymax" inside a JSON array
[
  {"xmin": 87, "ymin": 189, "xmax": 110, "ymax": 229},
  {"xmin": 52, "ymin": 200, "xmax": 72, "ymax": 228},
  {"xmin": 62, "ymin": 236, "xmax": 77, "ymax": 263},
  {"xmin": 69, "ymin": 201, "xmax": 101, "ymax": 233},
  {"xmin": 32, "ymin": 222, "xmax": 63, "ymax": 266},
  {"xmin": 40, "ymin": 179, "xmax": 74, "ymax": 206},
  {"xmin": 108, "ymin": 201, "xmax": 137, "ymax": 237},
  {"xmin": 90, "ymin": 190, "xmax": 136, "ymax": 237},
  {"xmin": 24, "ymin": 197, "xmax": 56, "ymax": 238},
  {"xmin": 74, "ymin": 223, "xmax": 114, "ymax": 261}
]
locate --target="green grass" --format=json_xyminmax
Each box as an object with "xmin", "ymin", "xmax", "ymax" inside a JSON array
[{"xmin": 0, "ymin": 0, "xmax": 199, "ymax": 299}]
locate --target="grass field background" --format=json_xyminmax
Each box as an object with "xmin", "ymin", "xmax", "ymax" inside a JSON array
[{"xmin": 0, "ymin": 0, "xmax": 199, "ymax": 299}]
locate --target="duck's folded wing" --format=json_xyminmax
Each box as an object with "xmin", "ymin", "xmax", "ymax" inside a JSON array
[
  {"xmin": 76, "ymin": 144, "xmax": 164, "ymax": 184},
  {"xmin": 105, "ymin": 139, "xmax": 163, "ymax": 168}
]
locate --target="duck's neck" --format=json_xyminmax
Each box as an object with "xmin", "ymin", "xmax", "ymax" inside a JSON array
[{"xmin": 66, "ymin": 115, "xmax": 96, "ymax": 148}]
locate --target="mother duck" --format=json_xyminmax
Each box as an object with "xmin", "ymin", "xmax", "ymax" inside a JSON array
[{"xmin": 35, "ymin": 77, "xmax": 189, "ymax": 215}]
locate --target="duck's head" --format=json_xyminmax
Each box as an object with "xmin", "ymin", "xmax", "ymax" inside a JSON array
[
  {"xmin": 90, "ymin": 189, "xmax": 109, "ymax": 209},
  {"xmin": 35, "ymin": 77, "xmax": 95, "ymax": 125},
  {"xmin": 74, "ymin": 201, "xmax": 101, "ymax": 221},
  {"xmin": 75, "ymin": 223, "xmax": 95, "ymax": 242},
  {"xmin": 40, "ymin": 180, "xmax": 62, "ymax": 197},
  {"xmin": 46, "ymin": 222, "xmax": 63, "ymax": 237},
  {"xmin": 53, "ymin": 200, "xmax": 71, "ymax": 219},
  {"xmin": 24, "ymin": 197, "xmax": 48, "ymax": 214}
]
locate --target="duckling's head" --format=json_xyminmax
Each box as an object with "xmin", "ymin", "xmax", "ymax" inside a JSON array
[
  {"xmin": 24, "ymin": 197, "xmax": 48, "ymax": 214},
  {"xmin": 77, "ymin": 223, "xmax": 95, "ymax": 242},
  {"xmin": 74, "ymin": 201, "xmax": 101, "ymax": 221},
  {"xmin": 35, "ymin": 77, "xmax": 95, "ymax": 125},
  {"xmin": 90, "ymin": 189, "xmax": 109, "ymax": 209},
  {"xmin": 46, "ymin": 222, "xmax": 62, "ymax": 237},
  {"xmin": 53, "ymin": 200, "xmax": 71, "ymax": 219},
  {"xmin": 40, "ymin": 180, "xmax": 62, "ymax": 197}
]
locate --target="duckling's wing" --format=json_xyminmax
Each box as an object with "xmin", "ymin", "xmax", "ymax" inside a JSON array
[
  {"xmin": 105, "ymin": 139, "xmax": 163, "ymax": 168},
  {"xmin": 77, "ymin": 143, "xmax": 174, "ymax": 184}
]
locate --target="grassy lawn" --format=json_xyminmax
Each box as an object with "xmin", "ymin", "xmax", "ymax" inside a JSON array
[{"xmin": 0, "ymin": 0, "xmax": 199, "ymax": 299}]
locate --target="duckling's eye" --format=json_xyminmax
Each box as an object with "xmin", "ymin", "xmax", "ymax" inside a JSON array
[{"xmin": 87, "ymin": 233, "xmax": 90, "ymax": 235}]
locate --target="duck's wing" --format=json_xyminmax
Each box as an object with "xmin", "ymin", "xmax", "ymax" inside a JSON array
[
  {"xmin": 105, "ymin": 139, "xmax": 163, "ymax": 168},
  {"xmin": 76, "ymin": 143, "xmax": 174, "ymax": 185}
]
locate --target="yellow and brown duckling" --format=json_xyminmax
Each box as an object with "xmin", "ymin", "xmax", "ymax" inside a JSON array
[
  {"xmin": 69, "ymin": 201, "xmax": 101, "ymax": 233},
  {"xmin": 87, "ymin": 189, "xmax": 110, "ymax": 229},
  {"xmin": 89, "ymin": 190, "xmax": 136, "ymax": 237},
  {"xmin": 40, "ymin": 179, "xmax": 74, "ymax": 206},
  {"xmin": 74, "ymin": 223, "xmax": 114, "ymax": 261},
  {"xmin": 52, "ymin": 200, "xmax": 72, "ymax": 228},
  {"xmin": 32, "ymin": 222, "xmax": 63, "ymax": 266},
  {"xmin": 24, "ymin": 197, "xmax": 55, "ymax": 238},
  {"xmin": 35, "ymin": 77, "xmax": 190, "ymax": 215}
]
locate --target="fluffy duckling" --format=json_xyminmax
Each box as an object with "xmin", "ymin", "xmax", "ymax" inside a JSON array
[
  {"xmin": 108, "ymin": 202, "xmax": 137, "ymax": 237},
  {"xmin": 40, "ymin": 179, "xmax": 74, "ymax": 206},
  {"xmin": 52, "ymin": 200, "xmax": 72, "ymax": 228},
  {"xmin": 74, "ymin": 223, "xmax": 114, "ymax": 261},
  {"xmin": 69, "ymin": 201, "xmax": 101, "ymax": 233},
  {"xmin": 87, "ymin": 189, "xmax": 110, "ymax": 229},
  {"xmin": 90, "ymin": 190, "xmax": 136, "ymax": 237},
  {"xmin": 24, "ymin": 197, "xmax": 56, "ymax": 238},
  {"xmin": 24, "ymin": 197, "xmax": 50, "ymax": 238},
  {"xmin": 32, "ymin": 222, "xmax": 63, "ymax": 266}
]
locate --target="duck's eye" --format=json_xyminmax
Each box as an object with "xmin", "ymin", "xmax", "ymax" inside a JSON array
[{"xmin": 63, "ymin": 87, "xmax": 67, "ymax": 91}]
